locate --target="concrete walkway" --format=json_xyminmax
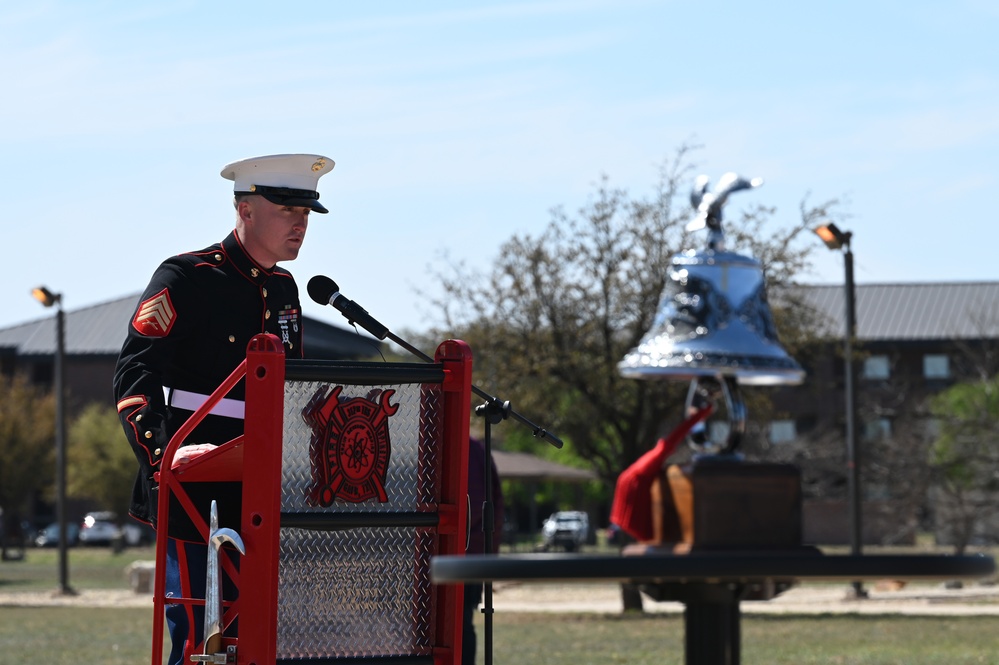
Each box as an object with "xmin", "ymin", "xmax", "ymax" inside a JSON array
[
  {"xmin": 3, "ymin": 581, "xmax": 998, "ymax": 616},
  {"xmin": 487, "ymin": 580, "xmax": 999, "ymax": 616}
]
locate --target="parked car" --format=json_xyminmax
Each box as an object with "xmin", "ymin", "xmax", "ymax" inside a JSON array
[
  {"xmin": 79, "ymin": 511, "xmax": 156, "ymax": 547},
  {"xmin": 34, "ymin": 522, "xmax": 80, "ymax": 547},
  {"xmin": 79, "ymin": 511, "xmax": 121, "ymax": 546},
  {"xmin": 541, "ymin": 511, "xmax": 589, "ymax": 552}
]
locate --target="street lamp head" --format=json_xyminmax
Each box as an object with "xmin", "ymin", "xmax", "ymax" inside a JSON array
[
  {"xmin": 814, "ymin": 222, "xmax": 851, "ymax": 250},
  {"xmin": 31, "ymin": 286, "xmax": 61, "ymax": 308}
]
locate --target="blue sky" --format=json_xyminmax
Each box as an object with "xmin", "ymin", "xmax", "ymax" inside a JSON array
[{"xmin": 2, "ymin": 1, "xmax": 996, "ymax": 338}]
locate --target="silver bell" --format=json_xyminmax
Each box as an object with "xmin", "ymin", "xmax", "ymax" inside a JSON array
[
  {"xmin": 618, "ymin": 172, "xmax": 804, "ymax": 453},
  {"xmin": 617, "ymin": 246, "xmax": 804, "ymax": 386}
]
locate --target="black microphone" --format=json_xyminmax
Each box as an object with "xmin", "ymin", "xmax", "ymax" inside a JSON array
[{"xmin": 307, "ymin": 275, "xmax": 390, "ymax": 340}]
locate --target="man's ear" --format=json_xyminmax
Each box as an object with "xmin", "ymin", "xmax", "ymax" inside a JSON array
[{"xmin": 237, "ymin": 199, "xmax": 254, "ymax": 224}]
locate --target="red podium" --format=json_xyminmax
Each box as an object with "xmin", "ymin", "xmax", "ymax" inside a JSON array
[{"xmin": 151, "ymin": 334, "xmax": 473, "ymax": 665}]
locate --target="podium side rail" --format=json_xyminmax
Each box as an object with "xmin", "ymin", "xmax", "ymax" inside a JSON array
[{"xmin": 150, "ymin": 342, "xmax": 258, "ymax": 665}]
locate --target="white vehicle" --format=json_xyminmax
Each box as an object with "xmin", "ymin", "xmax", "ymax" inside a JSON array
[
  {"xmin": 78, "ymin": 511, "xmax": 121, "ymax": 546},
  {"xmin": 541, "ymin": 511, "xmax": 589, "ymax": 552},
  {"xmin": 78, "ymin": 511, "xmax": 154, "ymax": 547}
]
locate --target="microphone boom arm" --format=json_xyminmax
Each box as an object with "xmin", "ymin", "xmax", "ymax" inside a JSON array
[
  {"xmin": 306, "ymin": 274, "xmax": 562, "ymax": 448},
  {"xmin": 385, "ymin": 330, "xmax": 563, "ymax": 448}
]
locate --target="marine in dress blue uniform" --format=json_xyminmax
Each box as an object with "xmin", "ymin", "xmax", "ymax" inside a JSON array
[{"xmin": 112, "ymin": 153, "xmax": 335, "ymax": 665}]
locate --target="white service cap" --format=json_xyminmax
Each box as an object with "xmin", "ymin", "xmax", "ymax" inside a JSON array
[{"xmin": 220, "ymin": 153, "xmax": 335, "ymax": 213}]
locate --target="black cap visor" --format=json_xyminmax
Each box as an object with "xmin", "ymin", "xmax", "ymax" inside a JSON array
[{"xmin": 240, "ymin": 185, "xmax": 329, "ymax": 214}]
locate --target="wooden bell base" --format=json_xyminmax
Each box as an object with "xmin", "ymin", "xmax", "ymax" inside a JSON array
[{"xmin": 649, "ymin": 459, "xmax": 804, "ymax": 552}]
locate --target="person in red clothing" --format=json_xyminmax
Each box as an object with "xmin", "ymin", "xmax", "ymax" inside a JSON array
[{"xmin": 610, "ymin": 404, "xmax": 714, "ymax": 541}]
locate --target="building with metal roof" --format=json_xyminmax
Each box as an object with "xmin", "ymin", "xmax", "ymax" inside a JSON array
[
  {"xmin": 794, "ymin": 281, "xmax": 999, "ymax": 341},
  {"xmin": 0, "ymin": 293, "xmax": 383, "ymax": 413}
]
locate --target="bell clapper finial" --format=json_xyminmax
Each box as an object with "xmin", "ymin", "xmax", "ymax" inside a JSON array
[{"xmin": 686, "ymin": 172, "xmax": 764, "ymax": 251}]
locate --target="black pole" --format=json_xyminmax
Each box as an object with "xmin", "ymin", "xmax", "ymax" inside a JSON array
[
  {"xmin": 473, "ymin": 399, "xmax": 510, "ymax": 665},
  {"xmin": 54, "ymin": 305, "xmax": 72, "ymax": 595},
  {"xmin": 685, "ymin": 595, "xmax": 740, "ymax": 665},
  {"xmin": 482, "ymin": 419, "xmax": 494, "ymax": 665},
  {"xmin": 843, "ymin": 246, "xmax": 865, "ymax": 598}
]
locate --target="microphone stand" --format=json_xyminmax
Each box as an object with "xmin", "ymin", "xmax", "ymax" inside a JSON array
[
  {"xmin": 327, "ymin": 295, "xmax": 564, "ymax": 665},
  {"xmin": 368, "ymin": 329, "xmax": 562, "ymax": 665},
  {"xmin": 472, "ymin": 398, "xmax": 508, "ymax": 665},
  {"xmin": 381, "ymin": 329, "xmax": 556, "ymax": 665}
]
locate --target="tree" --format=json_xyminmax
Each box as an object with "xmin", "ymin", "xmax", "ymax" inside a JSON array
[
  {"xmin": 0, "ymin": 375, "xmax": 55, "ymax": 550},
  {"xmin": 929, "ymin": 376, "xmax": 999, "ymax": 554},
  {"xmin": 422, "ymin": 145, "xmax": 840, "ymax": 487},
  {"xmin": 67, "ymin": 403, "xmax": 136, "ymax": 519}
]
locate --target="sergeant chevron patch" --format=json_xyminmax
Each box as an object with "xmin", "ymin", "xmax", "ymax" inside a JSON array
[{"xmin": 132, "ymin": 288, "xmax": 176, "ymax": 337}]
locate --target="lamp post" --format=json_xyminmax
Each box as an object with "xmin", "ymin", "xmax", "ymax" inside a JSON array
[
  {"xmin": 31, "ymin": 286, "xmax": 74, "ymax": 596},
  {"xmin": 813, "ymin": 223, "xmax": 866, "ymax": 599}
]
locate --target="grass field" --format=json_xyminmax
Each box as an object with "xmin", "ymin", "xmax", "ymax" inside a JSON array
[
  {"xmin": 0, "ymin": 605, "xmax": 164, "ymax": 665},
  {"xmin": 1, "ymin": 606, "xmax": 999, "ymax": 665},
  {"xmin": 3, "ymin": 545, "xmax": 999, "ymax": 664},
  {"xmin": 0, "ymin": 545, "xmax": 156, "ymax": 592},
  {"xmin": 488, "ymin": 612, "xmax": 999, "ymax": 665}
]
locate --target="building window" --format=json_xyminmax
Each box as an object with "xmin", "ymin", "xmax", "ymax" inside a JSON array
[
  {"xmin": 863, "ymin": 355, "xmax": 890, "ymax": 380},
  {"xmin": 864, "ymin": 418, "xmax": 892, "ymax": 441},
  {"xmin": 924, "ymin": 354, "xmax": 950, "ymax": 379},
  {"xmin": 769, "ymin": 420, "xmax": 797, "ymax": 444}
]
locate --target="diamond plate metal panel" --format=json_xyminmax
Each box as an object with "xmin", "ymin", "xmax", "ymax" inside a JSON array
[
  {"xmin": 276, "ymin": 526, "xmax": 436, "ymax": 658},
  {"xmin": 275, "ymin": 380, "xmax": 444, "ymax": 658}
]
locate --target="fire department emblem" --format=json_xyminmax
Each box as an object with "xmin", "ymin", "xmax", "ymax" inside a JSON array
[{"xmin": 303, "ymin": 386, "xmax": 397, "ymax": 505}]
